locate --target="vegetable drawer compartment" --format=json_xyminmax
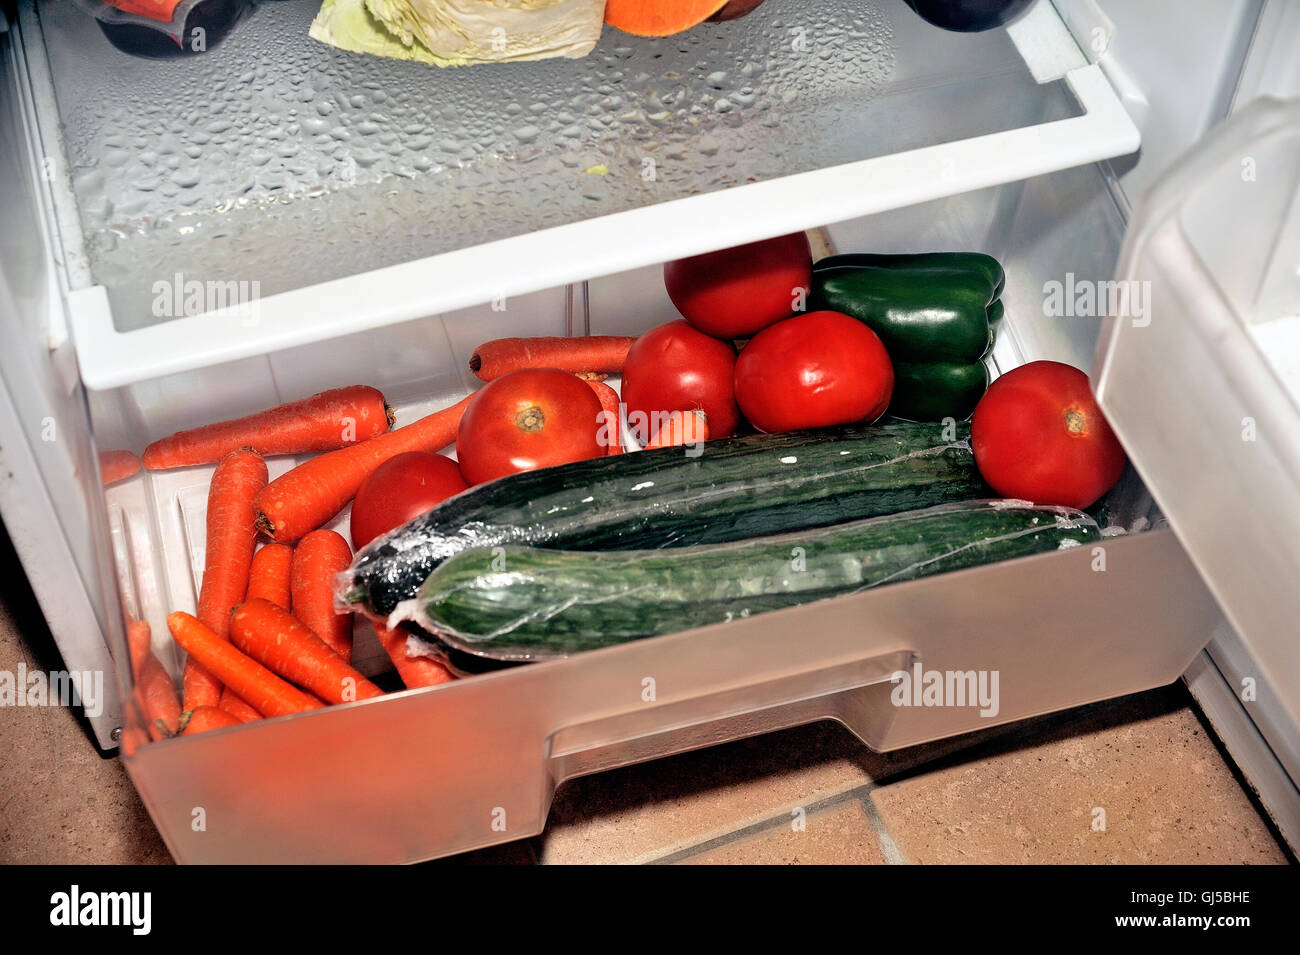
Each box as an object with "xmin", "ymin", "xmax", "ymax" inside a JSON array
[
  {"xmin": 123, "ymin": 524, "xmax": 1215, "ymax": 863},
  {"xmin": 98, "ymin": 161, "xmax": 1213, "ymax": 861}
]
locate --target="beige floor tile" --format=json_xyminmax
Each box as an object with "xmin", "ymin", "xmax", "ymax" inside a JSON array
[
  {"xmin": 672, "ymin": 798, "xmax": 890, "ymax": 865},
  {"xmin": 0, "ymin": 544, "xmax": 171, "ymax": 865},
  {"xmin": 535, "ymin": 698, "xmax": 1089, "ymax": 865},
  {"xmin": 870, "ymin": 697, "xmax": 1287, "ymax": 865},
  {"xmin": 539, "ymin": 721, "xmax": 887, "ymax": 864},
  {"xmin": 537, "ymin": 716, "xmax": 1014, "ymax": 865}
]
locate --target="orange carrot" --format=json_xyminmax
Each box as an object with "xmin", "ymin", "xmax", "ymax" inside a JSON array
[
  {"xmin": 138, "ymin": 657, "xmax": 181, "ymax": 741},
  {"xmin": 168, "ymin": 612, "xmax": 322, "ymax": 718},
  {"xmin": 182, "ymin": 661, "xmax": 219, "ymax": 714},
  {"xmin": 584, "ymin": 378, "xmax": 623, "ymax": 455},
  {"xmin": 120, "ymin": 726, "xmax": 150, "ymax": 757},
  {"xmin": 186, "ymin": 448, "xmax": 267, "ymax": 710},
  {"xmin": 217, "ymin": 688, "xmax": 263, "ymax": 723},
  {"xmin": 376, "ymin": 625, "xmax": 456, "ymax": 689},
  {"xmin": 126, "ymin": 618, "xmax": 153, "ymax": 681},
  {"xmin": 291, "ymin": 530, "xmax": 354, "ymax": 661},
  {"xmin": 181, "ymin": 706, "xmax": 242, "ymax": 735},
  {"xmin": 230, "ymin": 599, "xmax": 383, "ymax": 704},
  {"xmin": 127, "ymin": 619, "xmax": 181, "ymax": 740},
  {"xmin": 246, "ymin": 543, "xmax": 293, "ymax": 609},
  {"xmin": 645, "ymin": 409, "xmax": 709, "ymax": 449},
  {"xmin": 224, "ymin": 539, "xmax": 279, "ymax": 721},
  {"xmin": 142, "ymin": 386, "xmax": 394, "ymax": 470},
  {"xmin": 470, "ymin": 336, "xmax": 637, "ymax": 381},
  {"xmin": 100, "ymin": 450, "xmax": 141, "ymax": 487},
  {"xmin": 255, "ymin": 394, "xmax": 473, "ymax": 543}
]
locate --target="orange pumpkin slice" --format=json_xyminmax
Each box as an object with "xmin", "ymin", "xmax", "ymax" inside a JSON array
[{"xmin": 604, "ymin": 0, "xmax": 732, "ymax": 37}]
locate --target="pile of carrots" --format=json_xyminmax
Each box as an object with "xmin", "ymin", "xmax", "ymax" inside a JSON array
[
  {"xmin": 114, "ymin": 336, "xmax": 702, "ymax": 748},
  {"xmin": 120, "ymin": 385, "xmax": 465, "ymax": 747}
]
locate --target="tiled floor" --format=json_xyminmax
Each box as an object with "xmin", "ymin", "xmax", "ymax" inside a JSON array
[
  {"xmin": 0, "ymin": 531, "xmax": 1290, "ymax": 865},
  {"xmin": 528, "ymin": 692, "xmax": 1289, "ymax": 865},
  {"xmin": 0, "ymin": 535, "xmax": 169, "ymax": 865}
]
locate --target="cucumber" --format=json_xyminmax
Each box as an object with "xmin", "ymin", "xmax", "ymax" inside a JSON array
[
  {"xmin": 342, "ymin": 421, "xmax": 984, "ymax": 618},
  {"xmin": 410, "ymin": 501, "xmax": 1101, "ymax": 660}
]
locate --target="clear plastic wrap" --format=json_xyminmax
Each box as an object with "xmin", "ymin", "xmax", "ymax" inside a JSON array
[
  {"xmin": 74, "ymin": 0, "xmax": 250, "ymax": 57},
  {"xmin": 403, "ymin": 500, "xmax": 1101, "ymax": 662},
  {"xmin": 336, "ymin": 420, "xmax": 986, "ymax": 621}
]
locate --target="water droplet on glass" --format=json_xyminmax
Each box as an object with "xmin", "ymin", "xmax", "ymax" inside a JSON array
[{"xmin": 44, "ymin": 0, "xmax": 896, "ymax": 329}]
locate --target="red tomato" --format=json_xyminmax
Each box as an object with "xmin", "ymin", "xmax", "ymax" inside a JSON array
[
  {"xmin": 621, "ymin": 320, "xmax": 742, "ymax": 444},
  {"xmin": 350, "ymin": 452, "xmax": 468, "ymax": 550},
  {"xmin": 971, "ymin": 360, "xmax": 1127, "ymax": 509},
  {"xmin": 664, "ymin": 232, "xmax": 812, "ymax": 340},
  {"xmin": 457, "ymin": 368, "xmax": 604, "ymax": 485},
  {"xmin": 733, "ymin": 311, "xmax": 893, "ymax": 433}
]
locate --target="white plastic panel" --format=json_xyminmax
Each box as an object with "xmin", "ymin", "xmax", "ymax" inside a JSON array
[
  {"xmin": 1095, "ymin": 97, "xmax": 1300, "ymax": 745},
  {"xmin": 1054, "ymin": 0, "xmax": 1263, "ymax": 207},
  {"xmin": 0, "ymin": 25, "xmax": 123, "ymax": 746},
  {"xmin": 1232, "ymin": 0, "xmax": 1300, "ymax": 108}
]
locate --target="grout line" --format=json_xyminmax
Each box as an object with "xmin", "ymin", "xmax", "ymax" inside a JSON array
[
  {"xmin": 1180, "ymin": 675, "xmax": 1299, "ymax": 865},
  {"xmin": 860, "ymin": 791, "xmax": 908, "ymax": 865},
  {"xmin": 640, "ymin": 783, "xmax": 879, "ymax": 865}
]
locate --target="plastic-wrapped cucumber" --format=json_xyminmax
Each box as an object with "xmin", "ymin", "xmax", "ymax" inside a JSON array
[
  {"xmin": 405, "ymin": 500, "xmax": 1101, "ymax": 661},
  {"xmin": 339, "ymin": 421, "xmax": 985, "ymax": 620}
]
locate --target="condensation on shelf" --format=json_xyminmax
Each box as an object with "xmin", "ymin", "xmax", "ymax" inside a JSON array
[{"xmin": 35, "ymin": 0, "xmax": 1073, "ymax": 330}]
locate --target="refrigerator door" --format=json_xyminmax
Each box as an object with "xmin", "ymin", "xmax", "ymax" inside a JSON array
[
  {"xmin": 0, "ymin": 16, "xmax": 124, "ymax": 747},
  {"xmin": 1092, "ymin": 96, "xmax": 1300, "ymax": 823},
  {"xmin": 1188, "ymin": 0, "xmax": 1300, "ymax": 853}
]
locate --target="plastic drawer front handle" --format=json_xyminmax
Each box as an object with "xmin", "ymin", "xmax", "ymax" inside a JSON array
[{"xmin": 548, "ymin": 649, "xmax": 917, "ymax": 781}]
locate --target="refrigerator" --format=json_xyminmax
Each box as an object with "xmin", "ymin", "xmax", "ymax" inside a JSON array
[{"xmin": 1, "ymin": 0, "xmax": 1297, "ymax": 863}]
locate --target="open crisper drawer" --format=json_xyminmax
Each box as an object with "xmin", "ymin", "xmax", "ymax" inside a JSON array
[
  {"xmin": 97, "ymin": 160, "xmax": 1223, "ymax": 863},
  {"xmin": 13, "ymin": 0, "xmax": 1141, "ymax": 389}
]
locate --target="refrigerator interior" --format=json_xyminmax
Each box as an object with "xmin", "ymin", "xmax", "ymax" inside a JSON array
[{"xmin": 7, "ymin": 0, "xmax": 1278, "ymax": 860}]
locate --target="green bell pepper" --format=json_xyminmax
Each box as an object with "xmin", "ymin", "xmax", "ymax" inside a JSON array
[{"xmin": 809, "ymin": 252, "xmax": 1004, "ymax": 421}]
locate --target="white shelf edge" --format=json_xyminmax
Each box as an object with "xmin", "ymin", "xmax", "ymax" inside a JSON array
[{"xmin": 70, "ymin": 62, "xmax": 1139, "ymax": 391}]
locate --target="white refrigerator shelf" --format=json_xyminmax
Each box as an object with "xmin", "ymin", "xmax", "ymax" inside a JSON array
[{"xmin": 12, "ymin": 0, "xmax": 1140, "ymax": 389}]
